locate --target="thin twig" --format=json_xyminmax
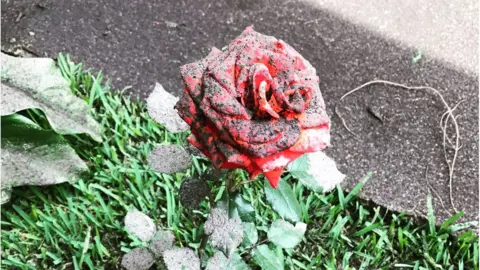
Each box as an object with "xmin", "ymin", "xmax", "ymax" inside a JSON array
[
  {"xmin": 334, "ymin": 105, "xmax": 357, "ymax": 136},
  {"xmin": 425, "ymin": 166, "xmax": 451, "ymax": 215},
  {"xmin": 405, "ymin": 200, "xmax": 423, "ymax": 215},
  {"xmin": 339, "ymin": 80, "xmax": 461, "ymax": 213},
  {"xmin": 240, "ymin": 238, "xmax": 269, "ymax": 256},
  {"xmin": 232, "ymin": 178, "xmax": 260, "ymax": 192},
  {"xmin": 440, "ymin": 100, "xmax": 464, "ymax": 148}
]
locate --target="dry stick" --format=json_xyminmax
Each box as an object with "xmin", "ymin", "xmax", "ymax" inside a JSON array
[
  {"xmin": 425, "ymin": 166, "xmax": 451, "ymax": 215},
  {"xmin": 338, "ymin": 80, "xmax": 461, "ymax": 213},
  {"xmin": 240, "ymin": 238, "xmax": 269, "ymax": 256},
  {"xmin": 334, "ymin": 105, "xmax": 357, "ymax": 136},
  {"xmin": 440, "ymin": 100, "xmax": 464, "ymax": 148}
]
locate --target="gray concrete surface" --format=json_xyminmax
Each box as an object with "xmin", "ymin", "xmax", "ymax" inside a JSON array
[{"xmin": 1, "ymin": 0, "xmax": 478, "ymax": 223}]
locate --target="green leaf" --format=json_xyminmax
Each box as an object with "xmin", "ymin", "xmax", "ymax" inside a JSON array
[
  {"xmin": 1, "ymin": 114, "xmax": 88, "ymax": 204},
  {"xmin": 242, "ymin": 222, "xmax": 258, "ymax": 246},
  {"xmin": 1, "ymin": 53, "xmax": 102, "ymax": 141},
  {"xmin": 267, "ymin": 219, "xmax": 306, "ymax": 249},
  {"xmin": 226, "ymin": 252, "xmax": 251, "ymax": 270},
  {"xmin": 206, "ymin": 251, "xmax": 251, "ymax": 270},
  {"xmin": 264, "ymin": 179, "xmax": 302, "ymax": 222},
  {"xmin": 234, "ymin": 194, "xmax": 255, "ymax": 222},
  {"xmin": 253, "ymin": 245, "xmax": 284, "ymax": 270},
  {"xmin": 287, "ymin": 152, "xmax": 345, "ymax": 193}
]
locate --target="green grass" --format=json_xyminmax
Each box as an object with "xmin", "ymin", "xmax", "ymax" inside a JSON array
[{"xmin": 1, "ymin": 54, "xmax": 478, "ymax": 269}]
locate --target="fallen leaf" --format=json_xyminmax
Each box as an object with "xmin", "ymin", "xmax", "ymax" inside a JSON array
[
  {"xmin": 148, "ymin": 144, "xmax": 192, "ymax": 174},
  {"xmin": 204, "ymin": 207, "xmax": 243, "ymax": 256},
  {"xmin": 179, "ymin": 178, "xmax": 209, "ymax": 210},
  {"xmin": 1, "ymin": 114, "xmax": 88, "ymax": 204},
  {"xmin": 1, "ymin": 53, "xmax": 102, "ymax": 141},
  {"xmin": 149, "ymin": 230, "xmax": 175, "ymax": 258},
  {"xmin": 147, "ymin": 83, "xmax": 189, "ymax": 133},
  {"xmin": 121, "ymin": 247, "xmax": 155, "ymax": 270},
  {"xmin": 163, "ymin": 248, "xmax": 200, "ymax": 270},
  {"xmin": 124, "ymin": 208, "xmax": 156, "ymax": 242}
]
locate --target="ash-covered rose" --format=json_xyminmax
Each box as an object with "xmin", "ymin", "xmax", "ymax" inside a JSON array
[{"xmin": 175, "ymin": 27, "xmax": 330, "ymax": 188}]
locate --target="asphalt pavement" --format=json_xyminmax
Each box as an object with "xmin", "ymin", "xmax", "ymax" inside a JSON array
[{"xmin": 2, "ymin": 0, "xmax": 478, "ymax": 223}]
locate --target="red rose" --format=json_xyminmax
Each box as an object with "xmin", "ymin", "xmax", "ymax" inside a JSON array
[{"xmin": 175, "ymin": 27, "xmax": 330, "ymax": 188}]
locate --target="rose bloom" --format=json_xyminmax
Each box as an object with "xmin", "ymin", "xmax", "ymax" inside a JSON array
[{"xmin": 175, "ymin": 27, "xmax": 330, "ymax": 188}]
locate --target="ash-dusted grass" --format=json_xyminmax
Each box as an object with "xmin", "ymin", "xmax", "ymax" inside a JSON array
[{"xmin": 1, "ymin": 54, "xmax": 478, "ymax": 270}]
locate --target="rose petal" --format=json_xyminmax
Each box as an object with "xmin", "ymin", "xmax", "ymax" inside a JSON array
[
  {"xmin": 257, "ymin": 81, "xmax": 279, "ymax": 119},
  {"xmin": 203, "ymin": 76, "xmax": 252, "ymax": 119},
  {"xmin": 263, "ymin": 168, "xmax": 284, "ymax": 188},
  {"xmin": 289, "ymin": 128, "xmax": 330, "ymax": 152}
]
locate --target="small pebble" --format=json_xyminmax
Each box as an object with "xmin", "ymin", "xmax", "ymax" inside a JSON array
[
  {"xmin": 9, "ymin": 38, "xmax": 16, "ymax": 43},
  {"xmin": 29, "ymin": 32, "xmax": 35, "ymax": 36}
]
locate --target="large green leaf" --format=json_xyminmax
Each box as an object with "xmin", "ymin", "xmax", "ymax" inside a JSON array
[
  {"xmin": 253, "ymin": 245, "xmax": 284, "ymax": 270},
  {"xmin": 287, "ymin": 152, "xmax": 345, "ymax": 193},
  {"xmin": 264, "ymin": 179, "xmax": 302, "ymax": 222},
  {"xmin": 233, "ymin": 194, "xmax": 255, "ymax": 222},
  {"xmin": 226, "ymin": 252, "xmax": 251, "ymax": 270},
  {"xmin": 242, "ymin": 222, "xmax": 258, "ymax": 246},
  {"xmin": 267, "ymin": 219, "xmax": 306, "ymax": 249},
  {"xmin": 1, "ymin": 53, "xmax": 102, "ymax": 141},
  {"xmin": 206, "ymin": 251, "xmax": 251, "ymax": 270},
  {"xmin": 1, "ymin": 114, "xmax": 88, "ymax": 204}
]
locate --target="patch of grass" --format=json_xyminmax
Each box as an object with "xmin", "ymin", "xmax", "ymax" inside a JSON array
[{"xmin": 1, "ymin": 54, "xmax": 478, "ymax": 269}]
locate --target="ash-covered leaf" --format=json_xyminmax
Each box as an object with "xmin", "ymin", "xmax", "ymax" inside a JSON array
[
  {"xmin": 147, "ymin": 83, "xmax": 189, "ymax": 133},
  {"xmin": 267, "ymin": 219, "xmax": 306, "ymax": 249},
  {"xmin": 121, "ymin": 247, "xmax": 155, "ymax": 270},
  {"xmin": 0, "ymin": 53, "xmax": 102, "ymax": 141},
  {"xmin": 124, "ymin": 208, "xmax": 156, "ymax": 242},
  {"xmin": 206, "ymin": 251, "xmax": 251, "ymax": 270},
  {"xmin": 148, "ymin": 144, "xmax": 192, "ymax": 174},
  {"xmin": 163, "ymin": 248, "xmax": 200, "ymax": 270},
  {"xmin": 205, "ymin": 251, "xmax": 228, "ymax": 270},
  {"xmin": 242, "ymin": 222, "xmax": 258, "ymax": 246},
  {"xmin": 179, "ymin": 178, "xmax": 209, "ymax": 210},
  {"xmin": 264, "ymin": 179, "xmax": 302, "ymax": 222},
  {"xmin": 1, "ymin": 114, "xmax": 88, "ymax": 204},
  {"xmin": 204, "ymin": 207, "xmax": 243, "ymax": 256},
  {"xmin": 149, "ymin": 230, "xmax": 175, "ymax": 258},
  {"xmin": 287, "ymin": 152, "xmax": 345, "ymax": 193},
  {"xmin": 253, "ymin": 245, "xmax": 284, "ymax": 270}
]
